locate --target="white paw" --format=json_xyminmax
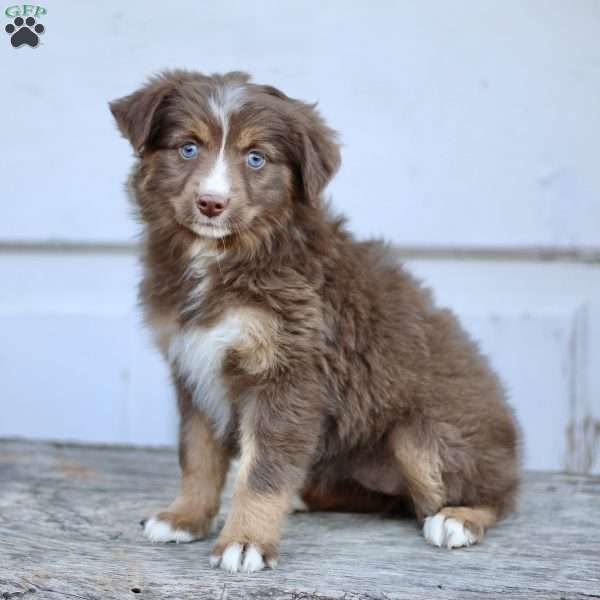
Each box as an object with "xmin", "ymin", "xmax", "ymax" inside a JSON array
[
  {"xmin": 290, "ymin": 494, "xmax": 309, "ymax": 513},
  {"xmin": 423, "ymin": 513, "xmax": 477, "ymax": 549},
  {"xmin": 209, "ymin": 543, "xmax": 277, "ymax": 574},
  {"xmin": 143, "ymin": 516, "xmax": 196, "ymax": 543}
]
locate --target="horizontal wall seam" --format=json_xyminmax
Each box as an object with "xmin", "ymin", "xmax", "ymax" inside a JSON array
[{"xmin": 0, "ymin": 242, "xmax": 599, "ymax": 264}]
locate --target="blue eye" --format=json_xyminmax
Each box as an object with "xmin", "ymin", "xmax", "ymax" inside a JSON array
[
  {"xmin": 247, "ymin": 150, "xmax": 266, "ymax": 170},
  {"xmin": 179, "ymin": 143, "xmax": 199, "ymax": 160}
]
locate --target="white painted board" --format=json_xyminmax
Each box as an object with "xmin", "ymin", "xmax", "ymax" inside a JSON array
[
  {"xmin": 1, "ymin": 251, "xmax": 598, "ymax": 472},
  {"xmin": 1, "ymin": 1, "xmax": 599, "ymax": 247}
]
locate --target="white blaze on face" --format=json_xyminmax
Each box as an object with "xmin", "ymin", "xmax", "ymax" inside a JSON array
[{"xmin": 201, "ymin": 84, "xmax": 246, "ymax": 198}]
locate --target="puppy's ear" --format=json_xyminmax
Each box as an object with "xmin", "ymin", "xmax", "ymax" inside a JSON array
[
  {"xmin": 296, "ymin": 104, "xmax": 341, "ymax": 206},
  {"xmin": 109, "ymin": 73, "xmax": 175, "ymax": 152},
  {"xmin": 254, "ymin": 84, "xmax": 341, "ymax": 205}
]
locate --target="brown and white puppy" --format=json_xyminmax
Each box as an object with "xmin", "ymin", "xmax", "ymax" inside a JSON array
[{"xmin": 110, "ymin": 70, "xmax": 520, "ymax": 574}]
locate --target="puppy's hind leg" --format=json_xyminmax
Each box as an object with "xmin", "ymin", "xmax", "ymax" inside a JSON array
[
  {"xmin": 390, "ymin": 421, "xmax": 499, "ymax": 549},
  {"xmin": 389, "ymin": 421, "xmax": 447, "ymax": 521}
]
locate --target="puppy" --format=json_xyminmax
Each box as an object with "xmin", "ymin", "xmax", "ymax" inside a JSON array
[{"xmin": 110, "ymin": 70, "xmax": 519, "ymax": 573}]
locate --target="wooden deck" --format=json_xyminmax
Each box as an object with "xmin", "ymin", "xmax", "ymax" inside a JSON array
[{"xmin": 1, "ymin": 439, "xmax": 599, "ymax": 600}]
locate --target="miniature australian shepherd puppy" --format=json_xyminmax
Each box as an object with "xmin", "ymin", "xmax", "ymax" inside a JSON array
[{"xmin": 110, "ymin": 70, "xmax": 519, "ymax": 574}]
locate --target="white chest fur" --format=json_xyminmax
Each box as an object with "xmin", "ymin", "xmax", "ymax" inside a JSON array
[
  {"xmin": 167, "ymin": 313, "xmax": 246, "ymax": 437},
  {"xmin": 146, "ymin": 239, "xmax": 278, "ymax": 437}
]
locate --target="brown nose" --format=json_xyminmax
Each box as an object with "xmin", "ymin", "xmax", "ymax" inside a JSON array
[{"xmin": 196, "ymin": 194, "xmax": 229, "ymax": 218}]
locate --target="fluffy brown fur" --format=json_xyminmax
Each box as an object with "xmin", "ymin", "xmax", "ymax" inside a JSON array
[{"xmin": 110, "ymin": 70, "xmax": 520, "ymax": 573}]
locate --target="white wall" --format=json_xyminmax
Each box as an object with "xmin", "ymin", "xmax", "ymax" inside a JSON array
[{"xmin": 1, "ymin": 1, "xmax": 599, "ymax": 472}]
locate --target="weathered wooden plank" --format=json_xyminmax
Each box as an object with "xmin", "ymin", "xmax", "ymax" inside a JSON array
[{"xmin": 0, "ymin": 439, "xmax": 599, "ymax": 600}]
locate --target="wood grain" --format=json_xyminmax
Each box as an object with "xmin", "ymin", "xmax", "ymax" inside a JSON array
[{"xmin": 0, "ymin": 439, "xmax": 599, "ymax": 599}]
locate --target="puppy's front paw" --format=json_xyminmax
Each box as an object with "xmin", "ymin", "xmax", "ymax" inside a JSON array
[
  {"xmin": 210, "ymin": 541, "xmax": 277, "ymax": 574},
  {"xmin": 423, "ymin": 513, "xmax": 477, "ymax": 549},
  {"xmin": 142, "ymin": 511, "xmax": 218, "ymax": 543}
]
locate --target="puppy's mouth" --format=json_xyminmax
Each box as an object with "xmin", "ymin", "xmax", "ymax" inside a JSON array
[
  {"xmin": 188, "ymin": 208, "xmax": 253, "ymax": 240},
  {"xmin": 174, "ymin": 200, "xmax": 250, "ymax": 240},
  {"xmin": 189, "ymin": 219, "xmax": 233, "ymax": 239}
]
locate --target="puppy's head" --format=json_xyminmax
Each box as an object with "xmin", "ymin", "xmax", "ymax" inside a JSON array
[{"xmin": 110, "ymin": 70, "xmax": 340, "ymax": 241}]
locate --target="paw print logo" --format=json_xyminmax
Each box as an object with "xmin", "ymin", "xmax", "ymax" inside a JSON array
[{"xmin": 5, "ymin": 16, "xmax": 45, "ymax": 48}]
